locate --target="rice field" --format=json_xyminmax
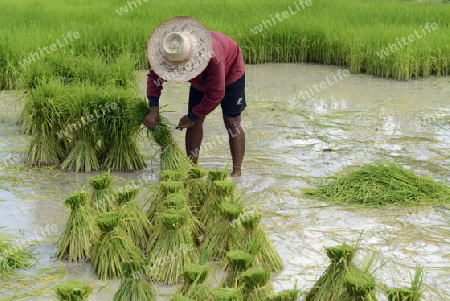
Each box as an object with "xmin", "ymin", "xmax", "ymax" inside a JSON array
[{"xmin": 1, "ymin": 0, "xmax": 450, "ymax": 90}]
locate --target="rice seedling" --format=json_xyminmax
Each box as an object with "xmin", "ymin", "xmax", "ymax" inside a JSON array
[
  {"xmin": 234, "ymin": 213, "xmax": 284, "ymax": 272},
  {"xmin": 89, "ymin": 171, "xmax": 116, "ymax": 212},
  {"xmin": 172, "ymin": 295, "xmax": 196, "ymax": 301},
  {"xmin": 199, "ymin": 180, "xmax": 236, "ymax": 227},
  {"xmin": 304, "ymin": 161, "xmax": 450, "ymax": 206},
  {"xmin": 56, "ymin": 190, "xmax": 100, "ymax": 262},
  {"xmin": 305, "ymin": 243, "xmax": 358, "ymax": 301},
  {"xmin": 92, "ymin": 211, "xmax": 144, "ymax": 280},
  {"xmin": 116, "ymin": 186, "xmax": 153, "ymax": 252},
  {"xmin": 222, "ymin": 249, "xmax": 255, "ymax": 288},
  {"xmin": 208, "ymin": 168, "xmax": 229, "ymax": 182},
  {"xmin": 0, "ymin": 234, "xmax": 33, "ymax": 276},
  {"xmin": 386, "ymin": 265, "xmax": 423, "ymax": 301},
  {"xmin": 203, "ymin": 199, "xmax": 243, "ymax": 260},
  {"xmin": 160, "ymin": 170, "xmax": 187, "ymax": 181},
  {"xmin": 147, "ymin": 208, "xmax": 199, "ymax": 284},
  {"xmin": 54, "ymin": 280, "xmax": 93, "ymax": 301},
  {"xmin": 147, "ymin": 180, "xmax": 184, "ymax": 224},
  {"xmin": 239, "ymin": 269, "xmax": 274, "ymax": 301},
  {"xmin": 211, "ymin": 287, "xmax": 243, "ymax": 301},
  {"xmin": 113, "ymin": 260, "xmax": 156, "ymax": 301},
  {"xmin": 344, "ymin": 268, "xmax": 377, "ymax": 300},
  {"xmin": 269, "ymin": 287, "xmax": 300, "ymax": 301}
]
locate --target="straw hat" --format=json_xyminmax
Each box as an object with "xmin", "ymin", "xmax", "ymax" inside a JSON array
[{"xmin": 147, "ymin": 16, "xmax": 213, "ymax": 82}]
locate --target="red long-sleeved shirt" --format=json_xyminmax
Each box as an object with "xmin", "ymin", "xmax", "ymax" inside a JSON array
[{"xmin": 146, "ymin": 31, "xmax": 245, "ymax": 118}]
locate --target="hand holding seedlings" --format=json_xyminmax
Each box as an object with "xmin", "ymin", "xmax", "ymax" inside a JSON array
[{"xmin": 143, "ymin": 106, "xmax": 160, "ymax": 130}]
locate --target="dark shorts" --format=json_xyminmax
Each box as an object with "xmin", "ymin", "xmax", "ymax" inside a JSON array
[{"xmin": 188, "ymin": 73, "xmax": 246, "ymax": 118}]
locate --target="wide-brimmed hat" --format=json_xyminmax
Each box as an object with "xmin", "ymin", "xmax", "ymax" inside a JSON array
[{"xmin": 147, "ymin": 16, "xmax": 213, "ymax": 82}]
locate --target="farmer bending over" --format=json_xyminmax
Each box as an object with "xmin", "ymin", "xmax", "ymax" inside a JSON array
[{"xmin": 143, "ymin": 16, "xmax": 246, "ymax": 177}]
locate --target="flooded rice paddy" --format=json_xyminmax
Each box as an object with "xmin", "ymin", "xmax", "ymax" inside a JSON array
[{"xmin": 1, "ymin": 63, "xmax": 450, "ymax": 300}]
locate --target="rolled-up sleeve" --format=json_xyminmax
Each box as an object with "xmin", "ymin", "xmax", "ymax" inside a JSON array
[{"xmin": 146, "ymin": 69, "xmax": 164, "ymax": 99}]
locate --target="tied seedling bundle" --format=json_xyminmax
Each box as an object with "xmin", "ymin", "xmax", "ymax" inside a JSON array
[
  {"xmin": 386, "ymin": 265, "xmax": 423, "ymax": 301},
  {"xmin": 147, "ymin": 208, "xmax": 199, "ymax": 284},
  {"xmin": 113, "ymin": 261, "xmax": 156, "ymax": 301},
  {"xmin": 0, "ymin": 234, "xmax": 33, "ymax": 276},
  {"xmin": 304, "ymin": 161, "xmax": 450, "ymax": 206},
  {"xmin": 239, "ymin": 269, "xmax": 274, "ymax": 301},
  {"xmin": 92, "ymin": 211, "xmax": 144, "ymax": 280},
  {"xmin": 305, "ymin": 243, "xmax": 358, "ymax": 301},
  {"xmin": 235, "ymin": 213, "xmax": 284, "ymax": 272},
  {"xmin": 204, "ymin": 198, "xmax": 243, "ymax": 260},
  {"xmin": 147, "ymin": 180, "xmax": 184, "ymax": 225},
  {"xmin": 199, "ymin": 180, "xmax": 236, "ymax": 228},
  {"xmin": 211, "ymin": 287, "xmax": 243, "ymax": 301},
  {"xmin": 222, "ymin": 249, "xmax": 255, "ymax": 288},
  {"xmin": 89, "ymin": 172, "xmax": 116, "ymax": 212},
  {"xmin": 343, "ymin": 268, "xmax": 377, "ymax": 301},
  {"xmin": 116, "ymin": 186, "xmax": 153, "ymax": 252},
  {"xmin": 269, "ymin": 285, "xmax": 300, "ymax": 301},
  {"xmin": 184, "ymin": 166, "xmax": 209, "ymax": 214},
  {"xmin": 56, "ymin": 191, "xmax": 99, "ymax": 262},
  {"xmin": 55, "ymin": 280, "xmax": 93, "ymax": 301}
]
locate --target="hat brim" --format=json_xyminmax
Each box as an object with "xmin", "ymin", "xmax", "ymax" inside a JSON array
[{"xmin": 147, "ymin": 16, "xmax": 212, "ymax": 82}]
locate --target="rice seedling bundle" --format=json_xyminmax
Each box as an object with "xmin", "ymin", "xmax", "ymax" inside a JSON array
[
  {"xmin": 161, "ymin": 170, "xmax": 186, "ymax": 181},
  {"xmin": 184, "ymin": 167, "xmax": 209, "ymax": 214},
  {"xmin": 269, "ymin": 288, "xmax": 300, "ymax": 301},
  {"xmin": 239, "ymin": 269, "xmax": 274, "ymax": 301},
  {"xmin": 116, "ymin": 186, "xmax": 153, "ymax": 252},
  {"xmin": 172, "ymin": 295, "xmax": 196, "ymax": 301},
  {"xmin": 0, "ymin": 235, "xmax": 33, "ymax": 276},
  {"xmin": 113, "ymin": 261, "xmax": 156, "ymax": 301},
  {"xmin": 208, "ymin": 169, "xmax": 229, "ymax": 182},
  {"xmin": 56, "ymin": 191, "xmax": 99, "ymax": 262},
  {"xmin": 163, "ymin": 193, "xmax": 202, "ymax": 239},
  {"xmin": 305, "ymin": 243, "xmax": 357, "ymax": 301},
  {"xmin": 235, "ymin": 213, "xmax": 284, "ymax": 272},
  {"xmin": 204, "ymin": 200, "xmax": 243, "ymax": 260},
  {"xmin": 304, "ymin": 162, "xmax": 450, "ymax": 206},
  {"xmin": 211, "ymin": 288, "xmax": 243, "ymax": 301},
  {"xmin": 386, "ymin": 265, "xmax": 423, "ymax": 301},
  {"xmin": 178, "ymin": 263, "xmax": 212, "ymax": 300},
  {"xmin": 222, "ymin": 249, "xmax": 255, "ymax": 288},
  {"xmin": 92, "ymin": 211, "xmax": 144, "ymax": 280},
  {"xmin": 343, "ymin": 268, "xmax": 377, "ymax": 301},
  {"xmin": 147, "ymin": 208, "xmax": 199, "ymax": 284},
  {"xmin": 54, "ymin": 280, "xmax": 93, "ymax": 301},
  {"xmin": 199, "ymin": 180, "xmax": 236, "ymax": 227},
  {"xmin": 147, "ymin": 180, "xmax": 184, "ymax": 224},
  {"xmin": 89, "ymin": 172, "xmax": 116, "ymax": 212}
]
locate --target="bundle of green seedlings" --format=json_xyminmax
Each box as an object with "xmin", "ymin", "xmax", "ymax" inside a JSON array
[
  {"xmin": 211, "ymin": 287, "xmax": 243, "ymax": 301},
  {"xmin": 183, "ymin": 166, "xmax": 209, "ymax": 214},
  {"xmin": 203, "ymin": 197, "xmax": 243, "ymax": 260},
  {"xmin": 92, "ymin": 211, "xmax": 144, "ymax": 280},
  {"xmin": 221, "ymin": 249, "xmax": 255, "ymax": 288},
  {"xmin": 54, "ymin": 280, "xmax": 93, "ymax": 301},
  {"xmin": 304, "ymin": 161, "xmax": 450, "ymax": 206},
  {"xmin": 171, "ymin": 295, "xmax": 196, "ymax": 301},
  {"xmin": 147, "ymin": 208, "xmax": 199, "ymax": 284},
  {"xmin": 178, "ymin": 241, "xmax": 214, "ymax": 301},
  {"xmin": 305, "ymin": 243, "xmax": 359, "ymax": 301},
  {"xmin": 386, "ymin": 265, "xmax": 423, "ymax": 301},
  {"xmin": 239, "ymin": 269, "xmax": 274, "ymax": 301},
  {"xmin": 234, "ymin": 213, "xmax": 283, "ymax": 272},
  {"xmin": 113, "ymin": 260, "xmax": 156, "ymax": 301},
  {"xmin": 0, "ymin": 234, "xmax": 33, "ymax": 276},
  {"xmin": 147, "ymin": 180, "xmax": 184, "ymax": 225},
  {"xmin": 56, "ymin": 190, "xmax": 99, "ymax": 262},
  {"xmin": 116, "ymin": 186, "xmax": 153, "ymax": 252},
  {"xmin": 269, "ymin": 287, "xmax": 301, "ymax": 301},
  {"xmin": 199, "ymin": 180, "xmax": 237, "ymax": 228},
  {"xmin": 342, "ymin": 268, "xmax": 377, "ymax": 301},
  {"xmin": 89, "ymin": 172, "xmax": 116, "ymax": 212}
]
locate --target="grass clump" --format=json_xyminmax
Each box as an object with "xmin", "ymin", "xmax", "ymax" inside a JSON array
[
  {"xmin": 386, "ymin": 265, "xmax": 423, "ymax": 301},
  {"xmin": 54, "ymin": 280, "xmax": 93, "ymax": 301},
  {"xmin": 304, "ymin": 161, "xmax": 450, "ymax": 206},
  {"xmin": 56, "ymin": 191, "xmax": 99, "ymax": 262},
  {"xmin": 0, "ymin": 235, "xmax": 33, "ymax": 276}
]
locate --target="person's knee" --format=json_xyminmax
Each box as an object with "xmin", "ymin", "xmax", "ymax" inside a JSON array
[{"xmin": 223, "ymin": 115, "xmax": 241, "ymax": 129}]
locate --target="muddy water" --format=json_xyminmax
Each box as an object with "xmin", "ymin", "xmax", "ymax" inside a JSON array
[{"xmin": 1, "ymin": 64, "xmax": 450, "ymax": 300}]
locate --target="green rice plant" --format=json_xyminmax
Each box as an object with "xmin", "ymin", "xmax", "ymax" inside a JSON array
[
  {"xmin": 344, "ymin": 268, "xmax": 377, "ymax": 300},
  {"xmin": 147, "ymin": 181, "xmax": 184, "ymax": 225},
  {"xmin": 56, "ymin": 191, "xmax": 100, "ymax": 262},
  {"xmin": 0, "ymin": 235, "xmax": 33, "ymax": 276},
  {"xmin": 208, "ymin": 168, "xmax": 229, "ymax": 182},
  {"xmin": 116, "ymin": 186, "xmax": 153, "ymax": 253},
  {"xmin": 147, "ymin": 208, "xmax": 199, "ymax": 284},
  {"xmin": 222, "ymin": 249, "xmax": 255, "ymax": 288},
  {"xmin": 269, "ymin": 288, "xmax": 300, "ymax": 301},
  {"xmin": 54, "ymin": 280, "xmax": 93, "ymax": 301},
  {"xmin": 89, "ymin": 172, "xmax": 116, "ymax": 212},
  {"xmin": 239, "ymin": 269, "xmax": 274, "ymax": 301},
  {"xmin": 92, "ymin": 211, "xmax": 144, "ymax": 280},
  {"xmin": 211, "ymin": 288, "xmax": 243, "ymax": 301},
  {"xmin": 199, "ymin": 180, "xmax": 236, "ymax": 227},
  {"xmin": 113, "ymin": 261, "xmax": 156, "ymax": 301},
  {"xmin": 172, "ymin": 295, "xmax": 196, "ymax": 301},
  {"xmin": 203, "ymin": 199, "xmax": 243, "ymax": 260},
  {"xmin": 234, "ymin": 213, "xmax": 283, "ymax": 272},
  {"xmin": 305, "ymin": 243, "xmax": 357, "ymax": 301},
  {"xmin": 304, "ymin": 161, "xmax": 450, "ymax": 206},
  {"xmin": 386, "ymin": 265, "xmax": 423, "ymax": 301},
  {"xmin": 160, "ymin": 170, "xmax": 186, "ymax": 181}
]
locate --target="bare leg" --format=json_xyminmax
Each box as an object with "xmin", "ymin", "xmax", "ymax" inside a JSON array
[
  {"xmin": 223, "ymin": 114, "xmax": 245, "ymax": 177},
  {"xmin": 185, "ymin": 118, "xmax": 205, "ymax": 164}
]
